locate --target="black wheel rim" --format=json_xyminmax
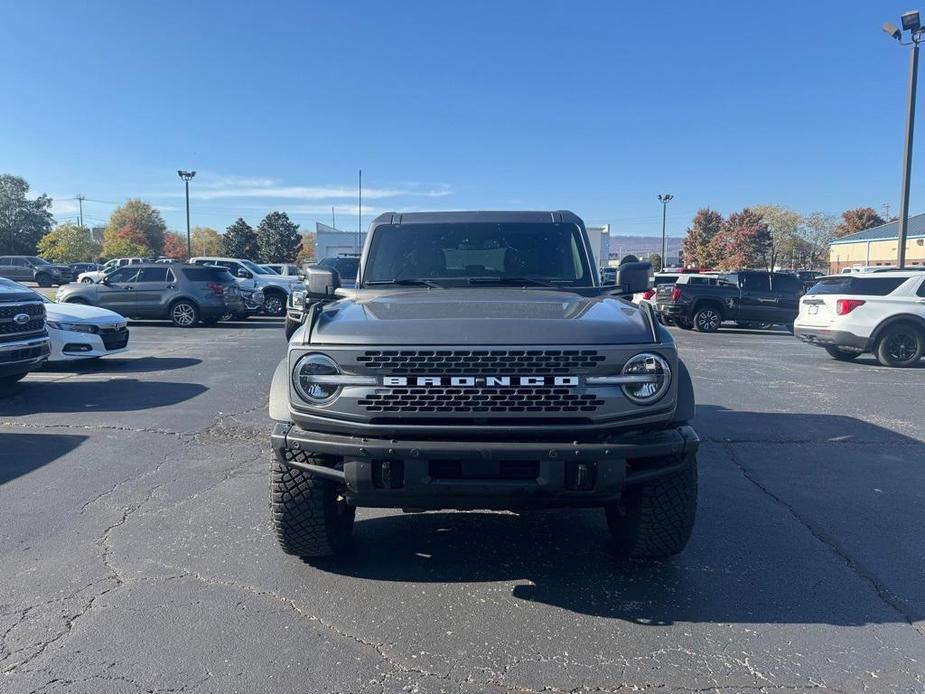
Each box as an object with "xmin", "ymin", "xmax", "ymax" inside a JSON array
[
  {"xmin": 886, "ymin": 332, "xmax": 917, "ymax": 362},
  {"xmin": 265, "ymin": 296, "xmax": 283, "ymax": 315},
  {"xmin": 697, "ymin": 310, "xmax": 719, "ymax": 331}
]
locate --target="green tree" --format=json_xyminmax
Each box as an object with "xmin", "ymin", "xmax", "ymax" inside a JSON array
[
  {"xmin": 0, "ymin": 175, "xmax": 54, "ymax": 255},
  {"xmin": 799, "ymin": 212, "xmax": 837, "ymax": 270},
  {"xmin": 190, "ymin": 227, "xmax": 225, "ymax": 257},
  {"xmin": 753, "ymin": 204, "xmax": 801, "ymax": 270},
  {"xmin": 647, "ymin": 253, "xmax": 663, "ymax": 271},
  {"xmin": 101, "ymin": 223, "xmax": 150, "ymax": 259},
  {"xmin": 680, "ymin": 208, "xmax": 723, "ymax": 268},
  {"xmin": 256, "ymin": 211, "xmax": 301, "ymax": 263},
  {"xmin": 104, "ymin": 199, "xmax": 167, "ymax": 255},
  {"xmin": 35, "ymin": 223, "xmax": 98, "ymax": 262},
  {"xmin": 223, "ymin": 218, "xmax": 258, "ymax": 259},
  {"xmin": 836, "ymin": 207, "xmax": 884, "ymax": 238}
]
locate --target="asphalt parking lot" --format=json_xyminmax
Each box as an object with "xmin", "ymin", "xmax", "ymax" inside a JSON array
[{"xmin": 1, "ymin": 319, "xmax": 924, "ymax": 693}]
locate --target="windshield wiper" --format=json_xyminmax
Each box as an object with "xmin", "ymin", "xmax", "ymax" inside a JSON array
[
  {"xmin": 365, "ymin": 279, "xmax": 444, "ymax": 288},
  {"xmin": 468, "ymin": 276, "xmax": 557, "ymax": 287}
]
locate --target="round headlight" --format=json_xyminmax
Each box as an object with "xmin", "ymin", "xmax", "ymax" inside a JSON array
[
  {"xmin": 621, "ymin": 353, "xmax": 671, "ymax": 405},
  {"xmin": 293, "ymin": 353, "xmax": 341, "ymax": 404}
]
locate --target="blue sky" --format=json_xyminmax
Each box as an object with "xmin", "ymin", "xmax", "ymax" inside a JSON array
[{"xmin": 1, "ymin": 1, "xmax": 922, "ymax": 237}]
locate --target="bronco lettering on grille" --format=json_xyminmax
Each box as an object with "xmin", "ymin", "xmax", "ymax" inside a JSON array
[{"xmin": 382, "ymin": 375, "xmax": 579, "ymax": 387}]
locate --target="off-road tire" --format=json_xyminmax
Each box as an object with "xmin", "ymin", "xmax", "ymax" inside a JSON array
[
  {"xmin": 270, "ymin": 454, "xmax": 355, "ymax": 558},
  {"xmin": 169, "ymin": 299, "xmax": 199, "ymax": 328},
  {"xmin": 824, "ymin": 345, "xmax": 860, "ymax": 361},
  {"xmin": 875, "ymin": 322, "xmax": 925, "ymax": 367},
  {"xmin": 35, "ymin": 273, "xmax": 52, "ymax": 288},
  {"xmin": 606, "ymin": 454, "xmax": 697, "ymax": 559},
  {"xmin": 692, "ymin": 305, "xmax": 721, "ymax": 333},
  {"xmin": 676, "ymin": 318, "xmax": 693, "ymax": 330}
]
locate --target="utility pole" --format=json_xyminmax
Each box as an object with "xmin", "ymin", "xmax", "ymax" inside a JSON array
[
  {"xmin": 883, "ymin": 11, "xmax": 924, "ymax": 268},
  {"xmin": 177, "ymin": 170, "xmax": 196, "ymax": 259},
  {"xmin": 357, "ymin": 169, "xmax": 362, "ymax": 253},
  {"xmin": 882, "ymin": 202, "xmax": 892, "ymax": 221},
  {"xmin": 75, "ymin": 194, "xmax": 85, "ymax": 227},
  {"xmin": 332, "ymin": 206, "xmax": 336, "ymax": 230},
  {"xmin": 657, "ymin": 194, "xmax": 673, "ymax": 266}
]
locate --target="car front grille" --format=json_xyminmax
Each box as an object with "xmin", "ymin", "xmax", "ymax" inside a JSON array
[
  {"xmin": 356, "ymin": 349, "xmax": 606, "ymax": 374},
  {"xmin": 100, "ymin": 326, "xmax": 129, "ymax": 350},
  {"xmin": 0, "ymin": 301, "xmax": 45, "ymax": 342},
  {"xmin": 358, "ymin": 386, "xmax": 605, "ymax": 413}
]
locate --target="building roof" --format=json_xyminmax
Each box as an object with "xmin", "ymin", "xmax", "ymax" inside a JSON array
[{"xmin": 831, "ymin": 213, "xmax": 925, "ymax": 244}]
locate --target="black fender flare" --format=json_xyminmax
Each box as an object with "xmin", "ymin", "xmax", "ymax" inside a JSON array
[
  {"xmin": 869, "ymin": 313, "xmax": 925, "ymax": 347},
  {"xmin": 672, "ymin": 358, "xmax": 696, "ymax": 425}
]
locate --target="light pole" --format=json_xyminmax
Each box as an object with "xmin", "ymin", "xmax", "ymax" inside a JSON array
[
  {"xmin": 883, "ymin": 11, "xmax": 923, "ymax": 268},
  {"xmin": 177, "ymin": 170, "xmax": 196, "ymax": 259},
  {"xmin": 657, "ymin": 193, "xmax": 673, "ymax": 268}
]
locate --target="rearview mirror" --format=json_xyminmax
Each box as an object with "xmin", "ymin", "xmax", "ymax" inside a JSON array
[
  {"xmin": 305, "ymin": 266, "xmax": 340, "ymax": 300},
  {"xmin": 613, "ymin": 262, "xmax": 653, "ymax": 295}
]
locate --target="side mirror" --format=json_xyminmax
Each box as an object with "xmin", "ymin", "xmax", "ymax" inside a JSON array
[
  {"xmin": 613, "ymin": 262, "xmax": 653, "ymax": 295},
  {"xmin": 305, "ymin": 266, "xmax": 340, "ymax": 300},
  {"xmin": 100, "ymin": 276, "xmax": 111, "ymax": 285},
  {"xmin": 237, "ymin": 268, "xmax": 252, "ymax": 279}
]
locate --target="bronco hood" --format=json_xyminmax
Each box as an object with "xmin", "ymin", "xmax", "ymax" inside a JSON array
[{"xmin": 309, "ymin": 288, "xmax": 654, "ymax": 345}]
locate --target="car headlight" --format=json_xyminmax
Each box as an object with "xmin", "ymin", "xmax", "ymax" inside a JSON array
[
  {"xmin": 46, "ymin": 320, "xmax": 98, "ymax": 334},
  {"xmin": 291, "ymin": 289, "xmax": 307, "ymax": 308},
  {"xmin": 619, "ymin": 353, "xmax": 671, "ymax": 405},
  {"xmin": 293, "ymin": 353, "xmax": 342, "ymax": 404}
]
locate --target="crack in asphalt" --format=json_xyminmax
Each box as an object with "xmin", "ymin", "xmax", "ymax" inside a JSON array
[{"xmin": 723, "ymin": 441, "xmax": 925, "ymax": 641}]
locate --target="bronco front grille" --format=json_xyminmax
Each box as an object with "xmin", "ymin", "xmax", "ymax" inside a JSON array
[
  {"xmin": 358, "ymin": 386, "xmax": 605, "ymax": 413},
  {"xmin": 356, "ymin": 349, "xmax": 606, "ymax": 374}
]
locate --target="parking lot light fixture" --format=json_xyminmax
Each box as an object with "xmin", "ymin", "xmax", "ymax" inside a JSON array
[
  {"xmin": 884, "ymin": 11, "xmax": 924, "ymax": 269},
  {"xmin": 178, "ymin": 170, "xmax": 196, "ymax": 259},
  {"xmin": 658, "ymin": 194, "xmax": 673, "ymax": 266}
]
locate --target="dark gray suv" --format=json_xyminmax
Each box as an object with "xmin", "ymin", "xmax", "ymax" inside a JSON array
[
  {"xmin": 56, "ymin": 263, "xmax": 244, "ymax": 327},
  {"xmin": 0, "ymin": 256, "xmax": 75, "ymax": 287}
]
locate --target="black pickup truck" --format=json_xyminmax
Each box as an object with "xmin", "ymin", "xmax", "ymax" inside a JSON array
[{"xmin": 655, "ymin": 270, "xmax": 804, "ymax": 332}]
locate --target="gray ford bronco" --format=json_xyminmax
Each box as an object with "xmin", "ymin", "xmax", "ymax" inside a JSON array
[{"xmin": 269, "ymin": 211, "xmax": 698, "ymax": 559}]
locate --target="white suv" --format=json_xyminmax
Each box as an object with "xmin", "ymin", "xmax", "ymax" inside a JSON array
[{"xmin": 794, "ymin": 271, "xmax": 925, "ymax": 367}]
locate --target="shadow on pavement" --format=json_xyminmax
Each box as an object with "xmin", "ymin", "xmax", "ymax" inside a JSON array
[
  {"xmin": 128, "ymin": 318, "xmax": 283, "ymax": 330},
  {"xmin": 42, "ymin": 357, "xmax": 202, "ymax": 374},
  {"xmin": 0, "ymin": 432, "xmax": 87, "ymax": 485},
  {"xmin": 310, "ymin": 407, "xmax": 924, "ymax": 627},
  {"xmin": 0, "ymin": 379, "xmax": 207, "ymax": 415}
]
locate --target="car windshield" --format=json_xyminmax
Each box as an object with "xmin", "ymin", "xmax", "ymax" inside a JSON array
[
  {"xmin": 363, "ymin": 223, "xmax": 593, "ymax": 286},
  {"xmin": 240, "ymin": 259, "xmax": 271, "ymax": 275}
]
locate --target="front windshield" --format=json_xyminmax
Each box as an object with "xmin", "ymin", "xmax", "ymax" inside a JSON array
[
  {"xmin": 240, "ymin": 259, "xmax": 271, "ymax": 275},
  {"xmin": 363, "ymin": 223, "xmax": 592, "ymax": 287},
  {"xmin": 27, "ymin": 256, "xmax": 51, "ymax": 265}
]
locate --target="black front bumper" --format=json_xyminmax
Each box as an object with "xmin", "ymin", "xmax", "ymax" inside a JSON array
[
  {"xmin": 795, "ymin": 327, "xmax": 870, "ymax": 352},
  {"xmin": 273, "ymin": 422, "xmax": 699, "ymax": 510},
  {"xmin": 0, "ymin": 338, "xmax": 50, "ymax": 377}
]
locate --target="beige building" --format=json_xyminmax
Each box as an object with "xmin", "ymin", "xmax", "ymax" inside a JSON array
[{"xmin": 830, "ymin": 214, "xmax": 925, "ymax": 272}]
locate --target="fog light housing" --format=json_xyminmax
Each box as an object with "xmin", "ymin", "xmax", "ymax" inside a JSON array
[
  {"xmin": 620, "ymin": 353, "xmax": 671, "ymax": 405},
  {"xmin": 292, "ymin": 353, "xmax": 341, "ymax": 404}
]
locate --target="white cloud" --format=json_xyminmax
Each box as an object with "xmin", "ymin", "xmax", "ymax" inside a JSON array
[{"xmin": 149, "ymin": 176, "xmax": 452, "ymax": 202}]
